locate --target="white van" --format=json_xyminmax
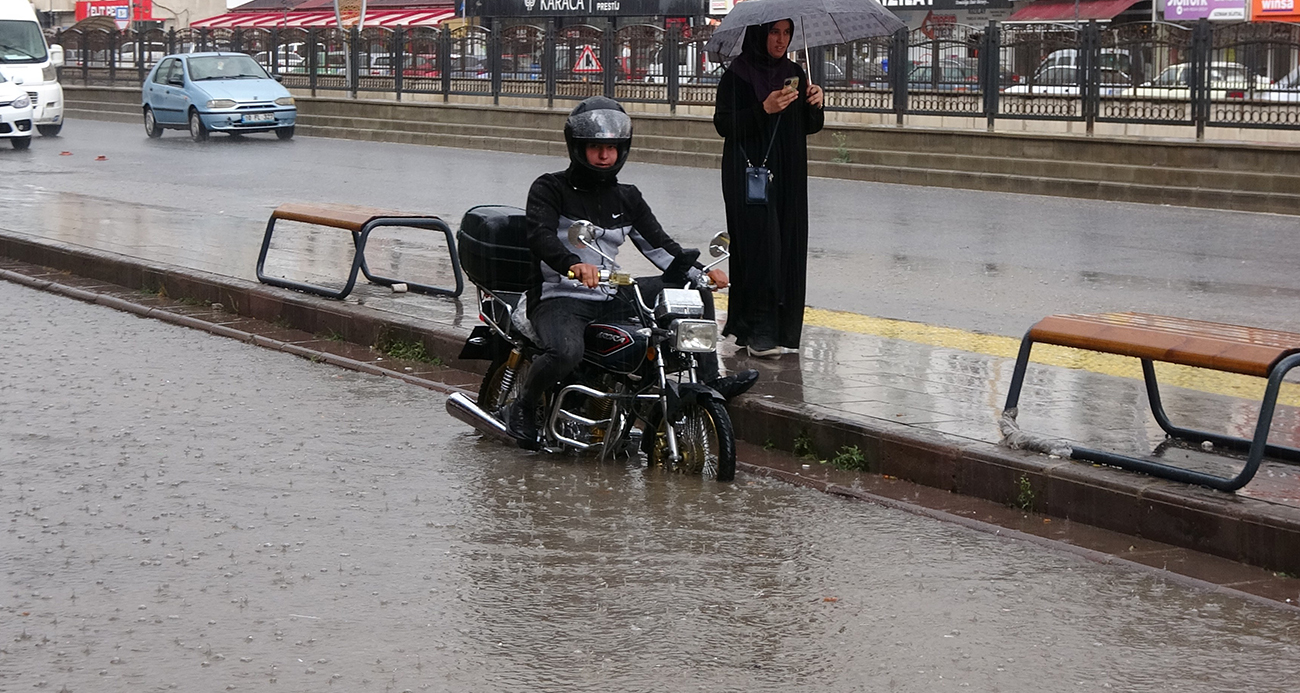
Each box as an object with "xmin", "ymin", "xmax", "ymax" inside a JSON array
[{"xmin": 0, "ymin": 0, "xmax": 64, "ymax": 137}]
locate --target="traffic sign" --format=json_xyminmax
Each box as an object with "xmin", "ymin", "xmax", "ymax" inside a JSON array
[{"xmin": 573, "ymin": 45, "xmax": 602, "ymax": 74}]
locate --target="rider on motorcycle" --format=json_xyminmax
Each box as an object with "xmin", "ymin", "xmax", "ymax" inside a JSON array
[{"xmin": 505, "ymin": 96, "xmax": 759, "ymax": 449}]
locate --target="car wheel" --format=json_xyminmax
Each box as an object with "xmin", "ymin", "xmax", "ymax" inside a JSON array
[
  {"xmin": 276, "ymin": 125, "xmax": 294, "ymax": 140},
  {"xmin": 10, "ymin": 136, "xmax": 31, "ymax": 150},
  {"xmin": 188, "ymin": 109, "xmax": 208, "ymax": 142},
  {"xmin": 37, "ymin": 123, "xmax": 62, "ymax": 137},
  {"xmin": 144, "ymin": 108, "xmax": 162, "ymax": 138}
]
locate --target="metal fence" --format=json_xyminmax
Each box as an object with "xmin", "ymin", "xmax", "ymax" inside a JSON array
[{"xmin": 55, "ymin": 18, "xmax": 1300, "ymax": 137}]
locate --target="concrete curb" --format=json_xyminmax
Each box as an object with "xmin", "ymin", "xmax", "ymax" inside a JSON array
[{"xmin": 4, "ymin": 228, "xmax": 1300, "ymax": 576}]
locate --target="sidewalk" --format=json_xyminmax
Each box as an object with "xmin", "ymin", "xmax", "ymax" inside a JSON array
[{"xmin": 3, "ymin": 201, "xmax": 1300, "ymax": 581}]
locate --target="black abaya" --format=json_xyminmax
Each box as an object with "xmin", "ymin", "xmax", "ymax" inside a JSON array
[{"xmin": 713, "ymin": 61, "xmax": 824, "ymax": 350}]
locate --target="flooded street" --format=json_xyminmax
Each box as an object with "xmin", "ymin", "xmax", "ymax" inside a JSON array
[{"xmin": 3, "ymin": 279, "xmax": 1299, "ymax": 692}]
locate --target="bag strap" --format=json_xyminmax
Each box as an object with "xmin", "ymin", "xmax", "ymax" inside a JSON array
[
  {"xmin": 739, "ymin": 111, "xmax": 782, "ymax": 169},
  {"xmin": 734, "ymin": 77, "xmax": 783, "ymax": 169}
]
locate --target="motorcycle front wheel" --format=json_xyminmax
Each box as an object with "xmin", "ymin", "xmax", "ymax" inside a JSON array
[{"xmin": 647, "ymin": 397, "xmax": 736, "ymax": 482}]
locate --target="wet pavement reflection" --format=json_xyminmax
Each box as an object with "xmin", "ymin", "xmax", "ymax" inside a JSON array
[
  {"xmin": 5, "ymin": 275, "xmax": 1300, "ymax": 692},
  {"xmin": 3, "ymin": 159, "xmax": 1299, "ymax": 507}
]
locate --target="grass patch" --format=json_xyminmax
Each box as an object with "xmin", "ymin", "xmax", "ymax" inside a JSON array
[
  {"xmin": 793, "ymin": 430, "xmax": 816, "ymax": 459},
  {"xmin": 832, "ymin": 132, "xmax": 851, "ymax": 164},
  {"xmin": 826, "ymin": 445, "xmax": 868, "ymax": 472},
  {"xmin": 377, "ymin": 335, "xmax": 443, "ymax": 366},
  {"xmin": 1015, "ymin": 474, "xmax": 1035, "ymax": 511}
]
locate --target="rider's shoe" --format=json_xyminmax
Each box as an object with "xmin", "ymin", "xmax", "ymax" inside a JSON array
[
  {"xmin": 503, "ymin": 401, "xmax": 541, "ymax": 451},
  {"xmin": 708, "ymin": 369, "xmax": 759, "ymax": 401}
]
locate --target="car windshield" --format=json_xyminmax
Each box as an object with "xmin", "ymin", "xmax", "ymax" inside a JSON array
[
  {"xmin": 0, "ymin": 20, "xmax": 48, "ymax": 64},
  {"xmin": 187, "ymin": 55, "xmax": 270, "ymax": 81}
]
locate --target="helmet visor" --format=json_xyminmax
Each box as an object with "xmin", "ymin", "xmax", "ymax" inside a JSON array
[{"xmin": 567, "ymin": 109, "xmax": 632, "ymax": 141}]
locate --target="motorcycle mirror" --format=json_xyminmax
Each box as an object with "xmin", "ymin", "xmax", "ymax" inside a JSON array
[
  {"xmin": 708, "ymin": 232, "xmax": 730, "ymax": 258},
  {"xmin": 567, "ymin": 220, "xmax": 597, "ymax": 248}
]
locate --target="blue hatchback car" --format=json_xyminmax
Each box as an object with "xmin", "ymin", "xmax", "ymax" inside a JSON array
[{"xmin": 142, "ymin": 52, "xmax": 297, "ymax": 141}]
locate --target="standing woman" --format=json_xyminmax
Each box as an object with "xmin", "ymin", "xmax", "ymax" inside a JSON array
[{"xmin": 714, "ymin": 19, "xmax": 824, "ymax": 358}]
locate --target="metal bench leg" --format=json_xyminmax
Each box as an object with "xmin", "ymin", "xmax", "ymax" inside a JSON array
[
  {"xmin": 256, "ymin": 216, "xmax": 357, "ymax": 300},
  {"xmin": 1003, "ymin": 332, "xmax": 1035, "ymax": 413},
  {"xmin": 1073, "ymin": 353, "xmax": 1300, "ymax": 492},
  {"xmin": 1142, "ymin": 358, "xmax": 1300, "ymax": 464},
  {"xmin": 357, "ymin": 219, "xmax": 464, "ymax": 298},
  {"xmin": 255, "ymin": 215, "xmax": 279, "ymax": 285}
]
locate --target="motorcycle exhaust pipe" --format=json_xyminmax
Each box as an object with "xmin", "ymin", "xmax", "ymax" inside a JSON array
[{"xmin": 446, "ymin": 392, "xmax": 517, "ymax": 445}]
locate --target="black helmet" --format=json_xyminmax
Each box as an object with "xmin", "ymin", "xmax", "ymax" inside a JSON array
[{"xmin": 564, "ymin": 96, "xmax": 632, "ymax": 183}]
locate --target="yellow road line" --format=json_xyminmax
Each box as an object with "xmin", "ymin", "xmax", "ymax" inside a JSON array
[{"xmin": 714, "ymin": 295, "xmax": 1300, "ymax": 407}]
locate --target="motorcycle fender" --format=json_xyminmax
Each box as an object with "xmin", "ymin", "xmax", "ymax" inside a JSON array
[
  {"xmin": 665, "ymin": 381, "xmax": 724, "ymax": 418},
  {"xmin": 457, "ymin": 325, "xmax": 509, "ymax": 361}
]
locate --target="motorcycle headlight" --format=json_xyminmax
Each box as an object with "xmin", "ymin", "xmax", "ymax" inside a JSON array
[
  {"xmin": 274, "ymin": 96, "xmax": 295, "ymax": 106},
  {"xmin": 206, "ymin": 99, "xmax": 237, "ymax": 109},
  {"xmin": 671, "ymin": 319, "xmax": 717, "ymax": 353},
  {"xmin": 10, "ymin": 93, "xmax": 29, "ymax": 109}
]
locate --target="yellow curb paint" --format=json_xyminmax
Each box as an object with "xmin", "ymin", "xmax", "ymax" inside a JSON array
[{"xmin": 714, "ymin": 295, "xmax": 1300, "ymax": 408}]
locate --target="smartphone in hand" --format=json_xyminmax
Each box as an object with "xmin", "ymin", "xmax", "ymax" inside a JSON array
[{"xmin": 784, "ymin": 76, "xmax": 800, "ymax": 92}]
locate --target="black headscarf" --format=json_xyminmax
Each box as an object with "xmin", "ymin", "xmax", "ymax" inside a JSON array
[{"xmin": 727, "ymin": 20, "xmax": 801, "ymax": 103}]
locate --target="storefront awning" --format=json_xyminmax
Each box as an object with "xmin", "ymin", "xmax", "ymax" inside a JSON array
[
  {"xmin": 191, "ymin": 9, "xmax": 456, "ymax": 29},
  {"xmin": 1005, "ymin": 0, "xmax": 1144, "ymax": 22}
]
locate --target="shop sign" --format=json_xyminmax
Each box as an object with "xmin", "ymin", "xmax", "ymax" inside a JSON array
[
  {"xmin": 476, "ymin": 0, "xmax": 702, "ymax": 16},
  {"xmin": 1162, "ymin": 0, "xmax": 1246, "ymax": 20},
  {"xmin": 1251, "ymin": 0, "xmax": 1300, "ymax": 19},
  {"xmin": 75, "ymin": 0, "xmax": 153, "ymax": 28},
  {"xmin": 879, "ymin": 0, "xmax": 1013, "ymax": 9}
]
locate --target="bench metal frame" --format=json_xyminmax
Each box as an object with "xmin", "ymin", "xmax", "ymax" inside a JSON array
[
  {"xmin": 256, "ymin": 209, "xmax": 463, "ymax": 300},
  {"xmin": 1005, "ymin": 334, "xmax": 1300, "ymax": 492}
]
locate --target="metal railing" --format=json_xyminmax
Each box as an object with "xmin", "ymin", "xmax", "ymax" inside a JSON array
[{"xmin": 54, "ymin": 19, "xmax": 1300, "ymax": 137}]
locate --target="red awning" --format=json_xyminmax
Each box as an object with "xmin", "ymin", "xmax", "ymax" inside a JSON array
[
  {"xmin": 1005, "ymin": 0, "xmax": 1144, "ymax": 22},
  {"xmin": 191, "ymin": 9, "xmax": 455, "ymax": 29}
]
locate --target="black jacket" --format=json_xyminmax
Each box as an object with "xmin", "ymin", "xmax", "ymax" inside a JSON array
[{"xmin": 524, "ymin": 167, "xmax": 693, "ymax": 304}]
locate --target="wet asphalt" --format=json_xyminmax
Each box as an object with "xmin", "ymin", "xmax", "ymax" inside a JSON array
[
  {"xmin": 4, "ymin": 118, "xmax": 1299, "ymax": 337},
  {"xmin": 5, "ymin": 277, "xmax": 1300, "ymax": 692}
]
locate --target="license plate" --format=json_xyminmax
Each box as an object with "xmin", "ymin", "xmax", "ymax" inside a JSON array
[{"xmin": 243, "ymin": 113, "xmax": 275, "ymax": 123}]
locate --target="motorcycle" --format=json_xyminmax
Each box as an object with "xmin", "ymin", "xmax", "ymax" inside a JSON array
[{"xmin": 446, "ymin": 206, "xmax": 738, "ymax": 481}]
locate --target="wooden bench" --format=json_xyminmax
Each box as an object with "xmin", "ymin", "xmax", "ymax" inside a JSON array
[
  {"xmin": 1002, "ymin": 312, "xmax": 1300, "ymax": 492},
  {"xmin": 255, "ymin": 202, "xmax": 463, "ymax": 300}
]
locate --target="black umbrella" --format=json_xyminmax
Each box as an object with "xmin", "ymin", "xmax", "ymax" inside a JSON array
[{"xmin": 704, "ymin": 0, "xmax": 906, "ymax": 63}]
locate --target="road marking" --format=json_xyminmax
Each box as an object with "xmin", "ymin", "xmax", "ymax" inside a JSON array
[{"xmin": 714, "ymin": 296, "xmax": 1300, "ymax": 408}]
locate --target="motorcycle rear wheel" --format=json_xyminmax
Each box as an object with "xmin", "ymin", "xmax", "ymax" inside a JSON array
[
  {"xmin": 648, "ymin": 398, "xmax": 736, "ymax": 482},
  {"xmin": 478, "ymin": 354, "xmax": 530, "ymax": 414}
]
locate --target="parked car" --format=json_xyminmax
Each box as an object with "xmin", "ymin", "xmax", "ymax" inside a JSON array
[
  {"xmin": 1258, "ymin": 64, "xmax": 1300, "ymax": 103},
  {"xmin": 907, "ymin": 64, "xmax": 979, "ymax": 92},
  {"xmin": 403, "ymin": 54, "xmax": 440, "ymax": 79},
  {"xmin": 1003, "ymin": 66, "xmax": 1130, "ymax": 96},
  {"xmin": 253, "ymin": 50, "xmax": 305, "ymax": 73},
  {"xmin": 1122, "ymin": 62, "xmax": 1271, "ymax": 100},
  {"xmin": 1037, "ymin": 49, "xmax": 1137, "ymax": 81},
  {"xmin": 115, "ymin": 43, "xmax": 167, "ymax": 68},
  {"xmin": 0, "ymin": 69, "xmax": 34, "ymax": 149},
  {"xmin": 141, "ymin": 52, "xmax": 297, "ymax": 142}
]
